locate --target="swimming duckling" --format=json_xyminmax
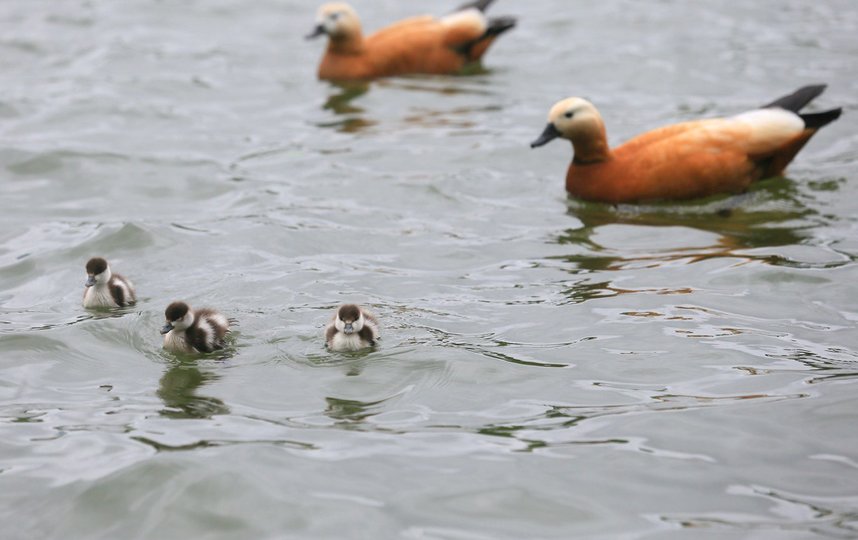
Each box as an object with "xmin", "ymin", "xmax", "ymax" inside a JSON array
[
  {"xmin": 82, "ymin": 257, "xmax": 136, "ymax": 308},
  {"xmin": 160, "ymin": 301, "xmax": 230, "ymax": 353},
  {"xmin": 325, "ymin": 304, "xmax": 379, "ymax": 352}
]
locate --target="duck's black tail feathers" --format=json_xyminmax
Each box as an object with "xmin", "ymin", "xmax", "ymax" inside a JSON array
[
  {"xmin": 800, "ymin": 108, "xmax": 843, "ymax": 129},
  {"xmin": 454, "ymin": 14, "xmax": 516, "ymax": 60},
  {"xmin": 456, "ymin": 0, "xmax": 496, "ymax": 13},
  {"xmin": 763, "ymin": 84, "xmax": 827, "ymax": 112},
  {"xmin": 486, "ymin": 16, "xmax": 516, "ymax": 36}
]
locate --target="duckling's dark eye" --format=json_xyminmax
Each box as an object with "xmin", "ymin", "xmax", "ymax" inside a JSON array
[
  {"xmin": 330, "ymin": 12, "xmax": 341, "ymax": 20},
  {"xmin": 564, "ymin": 111, "xmax": 574, "ymax": 119}
]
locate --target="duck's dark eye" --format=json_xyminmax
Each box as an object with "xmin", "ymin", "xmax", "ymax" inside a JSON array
[
  {"xmin": 331, "ymin": 12, "xmax": 341, "ymax": 20},
  {"xmin": 564, "ymin": 111, "xmax": 574, "ymax": 119}
]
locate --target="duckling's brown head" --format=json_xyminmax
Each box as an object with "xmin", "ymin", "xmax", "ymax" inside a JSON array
[
  {"xmin": 336, "ymin": 304, "xmax": 365, "ymax": 335},
  {"xmin": 85, "ymin": 257, "xmax": 111, "ymax": 287},
  {"xmin": 162, "ymin": 301, "xmax": 194, "ymax": 334}
]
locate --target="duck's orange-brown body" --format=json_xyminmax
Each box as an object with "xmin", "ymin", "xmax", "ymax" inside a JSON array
[
  {"xmin": 311, "ymin": 3, "xmax": 514, "ymax": 81},
  {"xmin": 319, "ymin": 18, "xmax": 478, "ymax": 80},
  {"xmin": 565, "ymin": 120, "xmax": 817, "ymax": 204},
  {"xmin": 532, "ymin": 86, "xmax": 841, "ymax": 204}
]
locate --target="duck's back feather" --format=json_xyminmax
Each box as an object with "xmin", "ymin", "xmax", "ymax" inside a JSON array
[{"xmin": 186, "ymin": 309, "xmax": 229, "ymax": 353}]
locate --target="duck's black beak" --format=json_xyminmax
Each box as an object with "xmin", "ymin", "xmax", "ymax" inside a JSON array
[
  {"xmin": 306, "ymin": 24, "xmax": 326, "ymax": 39},
  {"xmin": 85, "ymin": 275, "xmax": 96, "ymax": 287},
  {"xmin": 343, "ymin": 323, "xmax": 354, "ymax": 334},
  {"xmin": 531, "ymin": 123, "xmax": 561, "ymax": 148},
  {"xmin": 160, "ymin": 323, "xmax": 174, "ymax": 335}
]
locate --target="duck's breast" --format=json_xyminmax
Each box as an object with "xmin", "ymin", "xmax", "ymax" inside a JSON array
[
  {"xmin": 163, "ymin": 330, "xmax": 195, "ymax": 353},
  {"xmin": 329, "ymin": 331, "xmax": 370, "ymax": 352},
  {"xmin": 83, "ymin": 285, "xmax": 118, "ymax": 308}
]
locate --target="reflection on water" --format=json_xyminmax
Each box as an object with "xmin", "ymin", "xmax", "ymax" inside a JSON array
[
  {"xmin": 567, "ymin": 179, "xmax": 812, "ymax": 245},
  {"xmin": 546, "ymin": 180, "xmax": 847, "ymax": 304},
  {"xmin": 320, "ymin": 82, "xmax": 375, "ymax": 133},
  {"xmin": 554, "ymin": 179, "xmax": 822, "ymax": 272},
  {"xmin": 322, "ymin": 82, "xmax": 370, "ymax": 115},
  {"xmin": 403, "ymin": 105, "xmax": 502, "ymax": 129},
  {"xmin": 157, "ymin": 359, "xmax": 229, "ymax": 419},
  {"xmin": 376, "ymin": 74, "xmax": 495, "ymax": 95},
  {"xmin": 319, "ymin": 76, "xmax": 498, "ymax": 133},
  {"xmin": 324, "ymin": 396, "xmax": 384, "ymax": 426},
  {"xmin": 657, "ymin": 483, "xmax": 856, "ymax": 536},
  {"xmin": 559, "ymin": 279, "xmax": 696, "ymax": 305}
]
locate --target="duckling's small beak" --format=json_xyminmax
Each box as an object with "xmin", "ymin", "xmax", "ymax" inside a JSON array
[
  {"xmin": 531, "ymin": 123, "xmax": 561, "ymax": 148},
  {"xmin": 343, "ymin": 323, "xmax": 354, "ymax": 334},
  {"xmin": 85, "ymin": 275, "xmax": 96, "ymax": 287},
  {"xmin": 160, "ymin": 323, "xmax": 174, "ymax": 335},
  {"xmin": 306, "ymin": 24, "xmax": 326, "ymax": 39}
]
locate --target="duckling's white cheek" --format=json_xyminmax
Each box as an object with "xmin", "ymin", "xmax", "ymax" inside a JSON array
[
  {"xmin": 171, "ymin": 313, "xmax": 192, "ymax": 331},
  {"xmin": 175, "ymin": 313, "xmax": 194, "ymax": 330},
  {"xmin": 334, "ymin": 318, "xmax": 345, "ymax": 332},
  {"xmin": 98, "ymin": 267, "xmax": 113, "ymax": 284}
]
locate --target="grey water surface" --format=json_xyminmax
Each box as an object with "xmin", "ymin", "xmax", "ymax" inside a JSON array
[{"xmin": 2, "ymin": 0, "xmax": 858, "ymax": 538}]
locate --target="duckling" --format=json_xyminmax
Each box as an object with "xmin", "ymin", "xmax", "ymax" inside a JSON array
[
  {"xmin": 307, "ymin": 1, "xmax": 516, "ymax": 80},
  {"xmin": 531, "ymin": 85, "xmax": 842, "ymax": 203},
  {"xmin": 325, "ymin": 304, "xmax": 380, "ymax": 352},
  {"xmin": 160, "ymin": 301, "xmax": 230, "ymax": 354},
  {"xmin": 82, "ymin": 257, "xmax": 136, "ymax": 308}
]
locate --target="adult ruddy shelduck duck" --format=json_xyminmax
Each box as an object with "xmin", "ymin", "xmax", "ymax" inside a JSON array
[
  {"xmin": 531, "ymin": 85, "xmax": 842, "ymax": 204},
  {"xmin": 307, "ymin": 1, "xmax": 516, "ymax": 81}
]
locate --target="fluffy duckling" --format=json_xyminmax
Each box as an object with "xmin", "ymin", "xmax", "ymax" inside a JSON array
[
  {"xmin": 307, "ymin": 1, "xmax": 515, "ymax": 80},
  {"xmin": 82, "ymin": 257, "xmax": 136, "ymax": 308},
  {"xmin": 531, "ymin": 85, "xmax": 842, "ymax": 203},
  {"xmin": 160, "ymin": 301, "xmax": 230, "ymax": 354},
  {"xmin": 325, "ymin": 304, "xmax": 380, "ymax": 352}
]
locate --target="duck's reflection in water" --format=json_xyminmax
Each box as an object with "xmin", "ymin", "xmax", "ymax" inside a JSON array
[
  {"xmin": 551, "ymin": 182, "xmax": 827, "ymax": 302},
  {"xmin": 559, "ymin": 182, "xmax": 814, "ymax": 263},
  {"xmin": 319, "ymin": 82, "xmax": 375, "ymax": 133},
  {"xmin": 323, "ymin": 396, "xmax": 386, "ymax": 428},
  {"xmin": 158, "ymin": 358, "xmax": 229, "ymax": 419},
  {"xmin": 318, "ymin": 75, "xmax": 498, "ymax": 133}
]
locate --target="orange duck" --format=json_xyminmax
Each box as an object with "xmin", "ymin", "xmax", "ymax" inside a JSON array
[
  {"xmin": 306, "ymin": 1, "xmax": 515, "ymax": 81},
  {"xmin": 531, "ymin": 85, "xmax": 842, "ymax": 204}
]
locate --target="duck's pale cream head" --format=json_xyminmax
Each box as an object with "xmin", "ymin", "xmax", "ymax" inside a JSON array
[
  {"xmin": 531, "ymin": 97, "xmax": 605, "ymax": 148},
  {"xmin": 307, "ymin": 3, "xmax": 362, "ymax": 40}
]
